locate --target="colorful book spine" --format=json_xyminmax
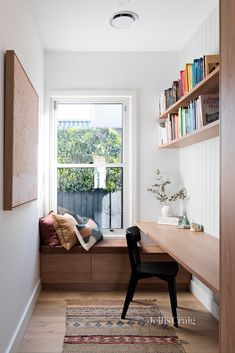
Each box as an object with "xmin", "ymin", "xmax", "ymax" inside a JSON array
[
  {"xmin": 158, "ymin": 54, "xmax": 219, "ymax": 118},
  {"xmin": 186, "ymin": 63, "xmax": 193, "ymax": 92},
  {"xmin": 180, "ymin": 70, "xmax": 185, "ymax": 96},
  {"xmin": 178, "ymin": 107, "xmax": 182, "ymax": 138},
  {"xmin": 159, "ymin": 94, "xmax": 219, "ymax": 146}
]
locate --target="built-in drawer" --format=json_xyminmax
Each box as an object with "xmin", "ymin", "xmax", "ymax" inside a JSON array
[{"xmin": 40, "ymin": 253, "xmax": 91, "ymax": 283}]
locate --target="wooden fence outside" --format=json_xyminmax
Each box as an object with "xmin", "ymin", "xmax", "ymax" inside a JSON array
[{"xmin": 57, "ymin": 190, "xmax": 122, "ymax": 228}]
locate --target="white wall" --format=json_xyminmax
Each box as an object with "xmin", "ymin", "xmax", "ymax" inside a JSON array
[
  {"xmin": 179, "ymin": 3, "xmax": 220, "ymax": 318},
  {"xmin": 45, "ymin": 51, "xmax": 180, "ymax": 221},
  {"xmin": 0, "ymin": 1, "xmax": 44, "ymax": 352}
]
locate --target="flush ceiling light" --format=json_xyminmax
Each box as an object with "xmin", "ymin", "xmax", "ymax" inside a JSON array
[
  {"xmin": 118, "ymin": 0, "xmax": 130, "ymax": 5},
  {"xmin": 110, "ymin": 11, "xmax": 139, "ymax": 28}
]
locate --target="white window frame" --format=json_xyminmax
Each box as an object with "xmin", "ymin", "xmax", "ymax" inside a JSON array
[{"xmin": 45, "ymin": 90, "xmax": 137, "ymax": 234}]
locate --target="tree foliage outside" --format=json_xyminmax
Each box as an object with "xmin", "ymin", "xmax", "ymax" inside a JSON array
[{"xmin": 57, "ymin": 127, "xmax": 122, "ymax": 192}]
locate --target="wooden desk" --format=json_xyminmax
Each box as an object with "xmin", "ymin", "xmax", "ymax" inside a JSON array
[{"xmin": 136, "ymin": 222, "xmax": 219, "ymax": 295}]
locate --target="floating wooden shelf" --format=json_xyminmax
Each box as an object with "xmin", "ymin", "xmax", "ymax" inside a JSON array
[
  {"xmin": 159, "ymin": 66, "xmax": 220, "ymax": 121},
  {"xmin": 158, "ymin": 66, "xmax": 220, "ymax": 148},
  {"xmin": 159, "ymin": 120, "xmax": 219, "ymax": 148}
]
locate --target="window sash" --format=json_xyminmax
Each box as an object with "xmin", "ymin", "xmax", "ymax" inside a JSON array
[{"xmin": 57, "ymin": 163, "xmax": 124, "ymax": 168}]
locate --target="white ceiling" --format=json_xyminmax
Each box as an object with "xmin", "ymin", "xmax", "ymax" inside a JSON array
[{"xmin": 28, "ymin": 0, "xmax": 218, "ymax": 52}]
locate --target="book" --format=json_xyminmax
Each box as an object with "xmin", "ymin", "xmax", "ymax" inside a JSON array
[
  {"xmin": 192, "ymin": 59, "xmax": 200, "ymax": 86},
  {"xmin": 178, "ymin": 107, "xmax": 182, "ymax": 137},
  {"xmin": 199, "ymin": 94, "xmax": 219, "ymax": 126},
  {"xmin": 158, "ymin": 91, "xmax": 166, "ymax": 115},
  {"xmin": 186, "ymin": 63, "xmax": 193, "ymax": 91},
  {"xmin": 158, "ymin": 216, "xmax": 180, "ymax": 225},
  {"xmin": 171, "ymin": 80, "xmax": 181, "ymax": 104},
  {"xmin": 159, "ymin": 122, "xmax": 168, "ymax": 145},
  {"xmin": 157, "ymin": 54, "xmax": 220, "ymax": 118},
  {"xmin": 180, "ymin": 70, "xmax": 186, "ymax": 96},
  {"xmin": 204, "ymin": 54, "xmax": 220, "ymax": 77},
  {"xmin": 181, "ymin": 108, "xmax": 188, "ymax": 136},
  {"xmin": 177, "ymin": 79, "xmax": 182, "ymax": 101},
  {"xmin": 184, "ymin": 66, "xmax": 189, "ymax": 93},
  {"xmin": 197, "ymin": 96, "xmax": 204, "ymax": 128},
  {"xmin": 159, "ymin": 93, "xmax": 219, "ymax": 146},
  {"xmin": 198, "ymin": 57, "xmax": 204, "ymax": 81},
  {"xmin": 165, "ymin": 88, "xmax": 172, "ymax": 109}
]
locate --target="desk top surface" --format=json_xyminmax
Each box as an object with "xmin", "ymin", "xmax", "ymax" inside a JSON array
[{"xmin": 136, "ymin": 221, "xmax": 219, "ymax": 294}]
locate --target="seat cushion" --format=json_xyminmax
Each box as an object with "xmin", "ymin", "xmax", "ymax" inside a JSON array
[{"xmin": 137, "ymin": 261, "xmax": 178, "ymax": 277}]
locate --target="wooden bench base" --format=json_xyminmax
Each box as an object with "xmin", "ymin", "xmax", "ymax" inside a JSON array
[{"xmin": 40, "ymin": 239, "xmax": 191, "ymax": 291}]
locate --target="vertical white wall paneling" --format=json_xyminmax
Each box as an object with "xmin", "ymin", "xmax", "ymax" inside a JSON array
[
  {"xmin": 180, "ymin": 137, "xmax": 219, "ymax": 237},
  {"xmin": 179, "ymin": 3, "xmax": 220, "ymax": 319},
  {"xmin": 179, "ymin": 2, "xmax": 220, "ymax": 238},
  {"xmin": 179, "ymin": 4, "xmax": 219, "ymax": 68}
]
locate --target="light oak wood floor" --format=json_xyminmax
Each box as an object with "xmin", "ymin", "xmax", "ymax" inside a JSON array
[{"xmin": 18, "ymin": 290, "xmax": 219, "ymax": 353}]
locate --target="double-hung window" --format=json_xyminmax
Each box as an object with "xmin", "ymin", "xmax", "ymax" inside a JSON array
[{"xmin": 49, "ymin": 94, "xmax": 135, "ymax": 230}]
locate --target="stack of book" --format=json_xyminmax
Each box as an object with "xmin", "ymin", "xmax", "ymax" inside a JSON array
[
  {"xmin": 158, "ymin": 216, "xmax": 180, "ymax": 226},
  {"xmin": 158, "ymin": 54, "xmax": 219, "ymax": 115},
  {"xmin": 159, "ymin": 93, "xmax": 219, "ymax": 145}
]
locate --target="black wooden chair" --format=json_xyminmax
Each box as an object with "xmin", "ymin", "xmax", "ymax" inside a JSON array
[{"xmin": 121, "ymin": 226, "xmax": 179, "ymax": 327}]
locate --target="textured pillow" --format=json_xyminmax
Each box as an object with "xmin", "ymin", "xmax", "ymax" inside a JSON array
[
  {"xmin": 52, "ymin": 213, "xmax": 78, "ymax": 250},
  {"xmin": 75, "ymin": 219, "xmax": 103, "ymax": 251},
  {"xmin": 39, "ymin": 211, "xmax": 60, "ymax": 248},
  {"xmin": 57, "ymin": 206, "xmax": 88, "ymax": 224}
]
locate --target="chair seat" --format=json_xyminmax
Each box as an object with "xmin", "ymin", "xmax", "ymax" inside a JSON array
[{"xmin": 136, "ymin": 261, "xmax": 178, "ymax": 277}]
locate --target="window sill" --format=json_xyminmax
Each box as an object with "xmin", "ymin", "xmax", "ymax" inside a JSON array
[{"xmin": 102, "ymin": 229, "xmax": 126, "ymax": 239}]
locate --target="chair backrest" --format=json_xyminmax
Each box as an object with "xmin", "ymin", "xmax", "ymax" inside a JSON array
[{"xmin": 126, "ymin": 226, "xmax": 141, "ymax": 272}]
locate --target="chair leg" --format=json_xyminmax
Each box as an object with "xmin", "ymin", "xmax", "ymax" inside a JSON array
[
  {"xmin": 168, "ymin": 277, "xmax": 178, "ymax": 327},
  {"xmin": 121, "ymin": 274, "xmax": 138, "ymax": 319},
  {"xmin": 173, "ymin": 278, "xmax": 178, "ymax": 308}
]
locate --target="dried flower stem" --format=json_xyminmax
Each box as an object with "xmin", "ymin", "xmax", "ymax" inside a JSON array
[{"xmin": 147, "ymin": 169, "xmax": 187, "ymax": 205}]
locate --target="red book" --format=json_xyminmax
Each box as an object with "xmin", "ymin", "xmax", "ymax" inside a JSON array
[{"xmin": 180, "ymin": 70, "xmax": 185, "ymax": 96}]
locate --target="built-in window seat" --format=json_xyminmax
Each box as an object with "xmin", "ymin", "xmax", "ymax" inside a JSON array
[{"xmin": 40, "ymin": 239, "xmax": 191, "ymax": 290}]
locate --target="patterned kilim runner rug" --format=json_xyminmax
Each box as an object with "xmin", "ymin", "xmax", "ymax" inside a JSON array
[{"xmin": 62, "ymin": 298, "xmax": 186, "ymax": 353}]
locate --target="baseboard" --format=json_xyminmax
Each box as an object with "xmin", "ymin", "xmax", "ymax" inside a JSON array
[
  {"xmin": 5, "ymin": 279, "xmax": 41, "ymax": 353},
  {"xmin": 190, "ymin": 279, "xmax": 219, "ymax": 320}
]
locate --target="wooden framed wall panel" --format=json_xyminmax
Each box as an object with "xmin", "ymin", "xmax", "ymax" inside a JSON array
[
  {"xmin": 220, "ymin": 0, "xmax": 235, "ymax": 351},
  {"xmin": 4, "ymin": 50, "xmax": 38, "ymax": 210}
]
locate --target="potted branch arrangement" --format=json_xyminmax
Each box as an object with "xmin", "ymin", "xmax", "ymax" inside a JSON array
[{"xmin": 148, "ymin": 169, "xmax": 187, "ymax": 217}]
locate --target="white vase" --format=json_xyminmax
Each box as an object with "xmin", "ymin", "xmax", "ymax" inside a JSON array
[{"xmin": 161, "ymin": 205, "xmax": 172, "ymax": 217}]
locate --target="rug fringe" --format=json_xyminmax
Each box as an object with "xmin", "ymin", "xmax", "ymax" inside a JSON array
[{"xmin": 66, "ymin": 298, "xmax": 158, "ymax": 306}]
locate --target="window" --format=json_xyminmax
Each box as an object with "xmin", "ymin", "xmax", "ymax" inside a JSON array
[{"xmin": 48, "ymin": 94, "xmax": 136, "ymax": 230}]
